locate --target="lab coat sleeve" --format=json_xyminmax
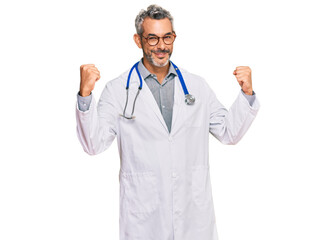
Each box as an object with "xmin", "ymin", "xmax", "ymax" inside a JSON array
[
  {"xmin": 75, "ymin": 83, "xmax": 118, "ymax": 155},
  {"xmin": 208, "ymin": 85, "xmax": 260, "ymax": 145}
]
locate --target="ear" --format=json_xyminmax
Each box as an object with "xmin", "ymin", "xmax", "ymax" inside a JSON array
[{"xmin": 133, "ymin": 34, "xmax": 142, "ymax": 49}]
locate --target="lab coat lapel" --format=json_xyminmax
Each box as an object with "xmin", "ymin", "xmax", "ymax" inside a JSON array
[
  {"xmin": 171, "ymin": 75, "xmax": 185, "ymax": 134},
  {"xmin": 141, "ymin": 80, "xmax": 169, "ymax": 133}
]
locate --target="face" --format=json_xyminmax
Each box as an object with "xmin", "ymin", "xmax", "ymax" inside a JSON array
[{"xmin": 134, "ymin": 17, "xmax": 174, "ymax": 68}]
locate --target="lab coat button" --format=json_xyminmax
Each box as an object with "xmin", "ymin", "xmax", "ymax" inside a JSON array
[
  {"xmin": 168, "ymin": 136, "xmax": 173, "ymax": 142},
  {"xmin": 172, "ymin": 172, "xmax": 177, "ymax": 178}
]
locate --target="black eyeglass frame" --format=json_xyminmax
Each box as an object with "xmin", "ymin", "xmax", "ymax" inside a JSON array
[{"xmin": 141, "ymin": 32, "xmax": 176, "ymax": 46}]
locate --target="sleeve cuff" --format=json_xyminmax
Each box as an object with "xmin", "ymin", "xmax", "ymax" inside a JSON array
[
  {"xmin": 241, "ymin": 89, "xmax": 256, "ymax": 106},
  {"xmin": 77, "ymin": 91, "xmax": 92, "ymax": 112}
]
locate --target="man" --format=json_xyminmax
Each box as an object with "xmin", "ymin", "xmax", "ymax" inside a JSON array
[{"xmin": 76, "ymin": 4, "xmax": 260, "ymax": 240}]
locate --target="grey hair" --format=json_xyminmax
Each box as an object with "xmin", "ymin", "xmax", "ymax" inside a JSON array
[{"xmin": 135, "ymin": 4, "xmax": 174, "ymax": 35}]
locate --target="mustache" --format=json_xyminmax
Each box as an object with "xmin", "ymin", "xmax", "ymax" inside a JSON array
[{"xmin": 151, "ymin": 49, "xmax": 170, "ymax": 53}]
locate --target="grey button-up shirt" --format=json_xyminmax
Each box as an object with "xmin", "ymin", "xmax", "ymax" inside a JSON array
[{"xmin": 137, "ymin": 59, "xmax": 177, "ymax": 133}]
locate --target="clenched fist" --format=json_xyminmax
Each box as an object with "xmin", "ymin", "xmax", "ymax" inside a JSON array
[
  {"xmin": 233, "ymin": 66, "xmax": 253, "ymax": 95},
  {"xmin": 79, "ymin": 64, "xmax": 101, "ymax": 97}
]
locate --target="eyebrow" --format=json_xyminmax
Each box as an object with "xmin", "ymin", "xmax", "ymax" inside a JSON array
[{"xmin": 147, "ymin": 32, "xmax": 173, "ymax": 37}]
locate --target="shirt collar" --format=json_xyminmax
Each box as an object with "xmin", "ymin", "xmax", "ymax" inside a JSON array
[{"xmin": 137, "ymin": 58, "xmax": 177, "ymax": 80}]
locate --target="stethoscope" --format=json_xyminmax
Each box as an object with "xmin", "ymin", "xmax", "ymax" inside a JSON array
[{"xmin": 120, "ymin": 61, "xmax": 195, "ymax": 119}]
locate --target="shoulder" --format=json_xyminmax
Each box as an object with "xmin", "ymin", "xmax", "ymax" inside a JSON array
[
  {"xmin": 104, "ymin": 68, "xmax": 130, "ymax": 90},
  {"xmin": 176, "ymin": 66, "xmax": 214, "ymax": 102},
  {"xmin": 97, "ymin": 68, "xmax": 130, "ymax": 102},
  {"xmin": 178, "ymin": 67, "xmax": 209, "ymax": 90},
  {"xmin": 179, "ymin": 68, "xmax": 205, "ymax": 81}
]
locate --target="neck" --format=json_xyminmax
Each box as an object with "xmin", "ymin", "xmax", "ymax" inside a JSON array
[{"xmin": 142, "ymin": 58, "xmax": 169, "ymax": 84}]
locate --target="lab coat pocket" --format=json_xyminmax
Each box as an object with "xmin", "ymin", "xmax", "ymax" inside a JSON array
[
  {"xmin": 120, "ymin": 171, "xmax": 159, "ymax": 214},
  {"xmin": 191, "ymin": 165, "xmax": 212, "ymax": 207}
]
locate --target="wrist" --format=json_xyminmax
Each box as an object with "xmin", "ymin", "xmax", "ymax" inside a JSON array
[
  {"xmin": 79, "ymin": 89, "xmax": 91, "ymax": 97},
  {"xmin": 243, "ymin": 89, "xmax": 253, "ymax": 95}
]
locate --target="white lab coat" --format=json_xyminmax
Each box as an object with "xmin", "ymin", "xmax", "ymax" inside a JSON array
[{"xmin": 76, "ymin": 66, "xmax": 260, "ymax": 240}]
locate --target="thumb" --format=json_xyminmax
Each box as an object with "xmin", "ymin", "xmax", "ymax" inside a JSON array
[{"xmin": 233, "ymin": 70, "xmax": 237, "ymax": 75}]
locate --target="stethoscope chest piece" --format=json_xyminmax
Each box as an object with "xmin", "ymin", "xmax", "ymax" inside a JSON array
[{"xmin": 185, "ymin": 94, "xmax": 195, "ymax": 105}]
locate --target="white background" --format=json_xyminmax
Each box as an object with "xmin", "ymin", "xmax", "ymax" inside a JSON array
[{"xmin": 0, "ymin": 0, "xmax": 335, "ymax": 239}]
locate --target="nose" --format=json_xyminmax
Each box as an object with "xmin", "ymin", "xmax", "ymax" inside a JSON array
[{"xmin": 156, "ymin": 37, "xmax": 166, "ymax": 49}]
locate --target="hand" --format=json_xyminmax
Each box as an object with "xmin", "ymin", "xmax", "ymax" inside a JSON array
[
  {"xmin": 79, "ymin": 64, "xmax": 101, "ymax": 97},
  {"xmin": 233, "ymin": 66, "xmax": 253, "ymax": 95}
]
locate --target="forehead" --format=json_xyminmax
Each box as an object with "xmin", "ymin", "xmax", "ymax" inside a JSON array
[{"xmin": 142, "ymin": 17, "xmax": 173, "ymax": 36}]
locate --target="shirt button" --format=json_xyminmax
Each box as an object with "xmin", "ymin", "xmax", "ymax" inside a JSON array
[{"xmin": 162, "ymin": 105, "xmax": 165, "ymax": 108}]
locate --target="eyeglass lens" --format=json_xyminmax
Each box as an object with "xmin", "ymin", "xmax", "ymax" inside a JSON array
[{"xmin": 147, "ymin": 35, "xmax": 175, "ymax": 46}]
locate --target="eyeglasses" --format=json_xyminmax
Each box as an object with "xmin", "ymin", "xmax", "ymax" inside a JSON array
[{"xmin": 141, "ymin": 32, "xmax": 176, "ymax": 46}]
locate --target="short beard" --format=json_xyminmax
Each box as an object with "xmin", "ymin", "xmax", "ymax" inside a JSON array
[
  {"xmin": 150, "ymin": 57, "xmax": 169, "ymax": 67},
  {"xmin": 143, "ymin": 48, "xmax": 172, "ymax": 67}
]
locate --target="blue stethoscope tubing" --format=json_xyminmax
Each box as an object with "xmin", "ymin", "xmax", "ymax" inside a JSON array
[
  {"xmin": 126, "ymin": 61, "xmax": 143, "ymax": 89},
  {"xmin": 122, "ymin": 61, "xmax": 195, "ymax": 119}
]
